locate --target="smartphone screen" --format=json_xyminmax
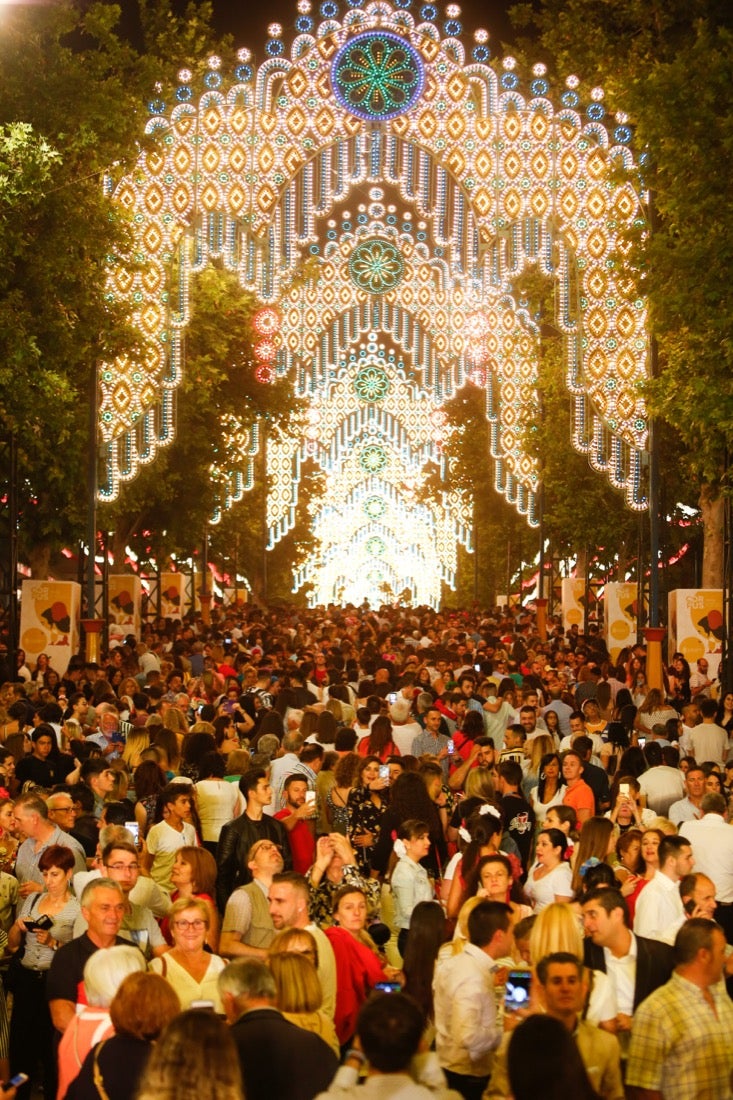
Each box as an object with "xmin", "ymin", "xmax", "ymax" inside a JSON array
[
  {"xmin": 619, "ymin": 784, "xmax": 630, "ymax": 798},
  {"xmin": 446, "ymin": 739, "xmax": 455, "ymax": 754},
  {"xmin": 125, "ymin": 821, "xmax": 140, "ymax": 845},
  {"xmin": 504, "ymin": 970, "xmax": 532, "ymax": 1013},
  {"xmin": 374, "ymin": 981, "xmax": 401, "ymax": 993},
  {"xmin": 305, "ymin": 790, "xmax": 316, "ymax": 807},
  {"xmin": 387, "ymin": 692, "xmax": 398, "ymax": 705},
  {"xmin": 8, "ymin": 1074, "xmax": 30, "ymax": 1088},
  {"xmin": 379, "ymin": 764, "xmax": 390, "ymax": 780}
]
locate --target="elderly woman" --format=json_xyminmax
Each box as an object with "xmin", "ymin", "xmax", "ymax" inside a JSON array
[
  {"xmin": 57, "ymin": 945, "xmax": 147, "ymax": 1100},
  {"xmin": 149, "ymin": 897, "xmax": 225, "ymax": 1011},
  {"xmin": 8, "ymin": 844, "xmax": 81, "ymax": 1100},
  {"xmin": 67, "ymin": 972, "xmax": 181, "ymax": 1100}
]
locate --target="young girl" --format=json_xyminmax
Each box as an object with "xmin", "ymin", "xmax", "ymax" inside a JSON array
[{"xmin": 390, "ymin": 819, "xmax": 434, "ymax": 956}]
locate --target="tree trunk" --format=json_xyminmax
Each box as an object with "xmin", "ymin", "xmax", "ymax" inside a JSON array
[
  {"xmin": 28, "ymin": 543, "xmax": 51, "ymax": 579},
  {"xmin": 699, "ymin": 482, "xmax": 724, "ymax": 589},
  {"xmin": 575, "ymin": 547, "xmax": 588, "ymax": 577},
  {"xmin": 111, "ymin": 529, "xmax": 129, "ymax": 572}
]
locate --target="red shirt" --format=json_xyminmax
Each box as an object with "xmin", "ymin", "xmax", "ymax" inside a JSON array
[
  {"xmin": 274, "ymin": 810, "xmax": 315, "ymax": 874},
  {"xmin": 357, "ymin": 737, "xmax": 400, "ymax": 762}
]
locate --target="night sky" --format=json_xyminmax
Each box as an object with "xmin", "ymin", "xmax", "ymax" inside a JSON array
[{"xmin": 208, "ymin": 0, "xmax": 515, "ymax": 57}]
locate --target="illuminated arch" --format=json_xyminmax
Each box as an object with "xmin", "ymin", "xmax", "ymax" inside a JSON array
[{"xmin": 100, "ymin": 0, "xmax": 650, "ymax": 604}]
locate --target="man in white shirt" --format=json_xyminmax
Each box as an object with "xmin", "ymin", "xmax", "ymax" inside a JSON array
[
  {"xmin": 581, "ymin": 887, "xmax": 674, "ymax": 1054},
  {"xmin": 677, "ymin": 701, "xmax": 701, "ymax": 757},
  {"xmin": 634, "ymin": 835, "xmax": 694, "ymax": 945},
  {"xmin": 669, "ymin": 765, "xmax": 706, "ymax": 827},
  {"xmin": 433, "ymin": 900, "xmax": 512, "ymax": 1100},
  {"xmin": 637, "ymin": 742, "xmax": 685, "ymax": 816},
  {"xmin": 689, "ymin": 698, "xmax": 728, "ymax": 766},
  {"xmin": 689, "ymin": 657, "xmax": 714, "ymax": 700},
  {"xmin": 680, "ymin": 792, "xmax": 733, "ymax": 942}
]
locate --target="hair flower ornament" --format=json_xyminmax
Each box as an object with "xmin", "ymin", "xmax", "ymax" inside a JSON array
[
  {"xmin": 478, "ymin": 804, "xmax": 501, "ymax": 820},
  {"xmin": 393, "ymin": 838, "xmax": 407, "ymax": 859}
]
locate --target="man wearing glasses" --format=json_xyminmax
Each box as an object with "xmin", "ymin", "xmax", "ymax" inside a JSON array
[{"xmin": 72, "ymin": 840, "xmax": 167, "ymax": 959}]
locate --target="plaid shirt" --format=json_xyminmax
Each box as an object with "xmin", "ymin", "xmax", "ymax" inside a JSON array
[{"xmin": 626, "ymin": 971, "xmax": 733, "ymax": 1100}]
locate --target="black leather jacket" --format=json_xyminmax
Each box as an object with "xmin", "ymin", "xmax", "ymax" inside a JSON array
[{"xmin": 216, "ymin": 813, "xmax": 292, "ymax": 912}]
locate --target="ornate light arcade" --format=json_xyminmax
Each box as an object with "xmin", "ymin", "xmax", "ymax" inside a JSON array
[{"xmin": 100, "ymin": 0, "xmax": 649, "ymax": 606}]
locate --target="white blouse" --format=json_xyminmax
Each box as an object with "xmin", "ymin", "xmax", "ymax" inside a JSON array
[{"xmin": 524, "ymin": 861, "xmax": 574, "ymax": 912}]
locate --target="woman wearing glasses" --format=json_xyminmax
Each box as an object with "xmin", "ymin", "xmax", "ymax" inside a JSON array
[{"xmin": 149, "ymin": 897, "xmax": 225, "ymax": 1011}]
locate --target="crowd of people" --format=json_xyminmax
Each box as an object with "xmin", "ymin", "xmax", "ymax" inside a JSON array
[{"xmin": 0, "ymin": 601, "xmax": 730, "ymax": 1100}]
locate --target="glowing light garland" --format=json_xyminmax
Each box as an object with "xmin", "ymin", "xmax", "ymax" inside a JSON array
[{"xmin": 99, "ymin": 0, "xmax": 650, "ymax": 606}]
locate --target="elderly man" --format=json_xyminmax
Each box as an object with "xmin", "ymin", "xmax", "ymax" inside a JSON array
[
  {"xmin": 47, "ymin": 878, "xmax": 133, "ymax": 1033},
  {"xmin": 219, "ymin": 958, "xmax": 338, "ymax": 1100},
  {"xmin": 13, "ymin": 793, "xmax": 87, "ymax": 899},
  {"xmin": 626, "ymin": 919, "xmax": 733, "ymax": 1100},
  {"xmin": 669, "ymin": 764, "xmax": 706, "ymax": 827}
]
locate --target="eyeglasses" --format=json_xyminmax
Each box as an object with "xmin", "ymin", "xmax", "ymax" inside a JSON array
[
  {"xmin": 51, "ymin": 805, "xmax": 76, "ymax": 813},
  {"xmin": 106, "ymin": 862, "xmax": 139, "ymax": 872},
  {"xmin": 174, "ymin": 919, "xmax": 206, "ymax": 930}
]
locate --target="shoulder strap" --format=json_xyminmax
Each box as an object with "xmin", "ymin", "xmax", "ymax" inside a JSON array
[{"xmin": 92, "ymin": 1041, "xmax": 111, "ymax": 1100}]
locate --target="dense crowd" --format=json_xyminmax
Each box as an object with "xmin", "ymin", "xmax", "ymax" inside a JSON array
[{"xmin": 0, "ymin": 602, "xmax": 730, "ymax": 1100}]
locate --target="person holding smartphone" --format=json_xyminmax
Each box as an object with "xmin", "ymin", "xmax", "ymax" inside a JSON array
[
  {"xmin": 8, "ymin": 845, "xmax": 81, "ymax": 1100},
  {"xmin": 274, "ymin": 776, "xmax": 317, "ymax": 874}
]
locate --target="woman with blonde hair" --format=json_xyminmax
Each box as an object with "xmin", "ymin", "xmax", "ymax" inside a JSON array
[
  {"xmin": 463, "ymin": 765, "xmax": 495, "ymax": 804},
  {"xmin": 164, "ymin": 706, "xmax": 190, "ymax": 744},
  {"xmin": 268, "ymin": 926, "xmax": 320, "ymax": 964},
  {"xmin": 268, "ymin": 949, "xmax": 340, "ymax": 1055},
  {"xmin": 528, "ymin": 903, "xmax": 616, "ymax": 1029},
  {"xmin": 121, "ymin": 728, "xmax": 150, "ymax": 772},
  {"xmin": 149, "ymin": 897, "xmax": 225, "ymax": 1011},
  {"xmin": 135, "ymin": 1009, "xmax": 243, "ymax": 1100},
  {"xmin": 522, "ymin": 734, "xmax": 554, "ymax": 800}
]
